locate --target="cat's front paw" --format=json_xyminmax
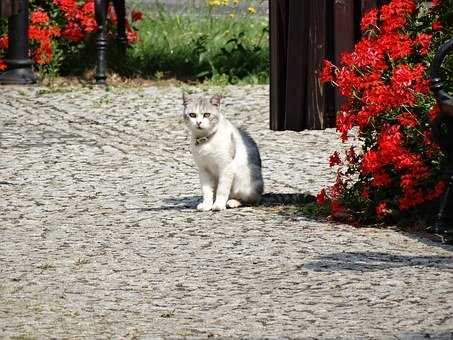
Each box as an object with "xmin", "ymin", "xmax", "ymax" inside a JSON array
[
  {"xmin": 197, "ymin": 202, "xmax": 213, "ymax": 211},
  {"xmin": 212, "ymin": 202, "xmax": 227, "ymax": 211}
]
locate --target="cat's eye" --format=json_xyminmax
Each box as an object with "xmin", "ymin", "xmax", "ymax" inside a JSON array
[
  {"xmin": 188, "ymin": 113, "xmax": 196, "ymax": 118},
  {"xmin": 203, "ymin": 113, "xmax": 211, "ymax": 118}
]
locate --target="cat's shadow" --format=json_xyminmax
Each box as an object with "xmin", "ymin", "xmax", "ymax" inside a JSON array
[
  {"xmin": 131, "ymin": 196, "xmax": 201, "ymax": 212},
  {"xmin": 135, "ymin": 193, "xmax": 315, "ymax": 212}
]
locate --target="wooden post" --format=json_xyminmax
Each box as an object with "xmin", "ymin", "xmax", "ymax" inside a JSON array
[
  {"xmin": 331, "ymin": 0, "xmax": 355, "ymax": 119},
  {"xmin": 270, "ymin": 0, "xmax": 329, "ymax": 131},
  {"xmin": 269, "ymin": 0, "xmax": 388, "ymax": 131},
  {"xmin": 304, "ymin": 0, "xmax": 327, "ymax": 130},
  {"xmin": 269, "ymin": 0, "xmax": 286, "ymax": 131},
  {"xmin": 0, "ymin": 0, "xmax": 20, "ymax": 17},
  {"xmin": 283, "ymin": 0, "xmax": 310, "ymax": 131}
]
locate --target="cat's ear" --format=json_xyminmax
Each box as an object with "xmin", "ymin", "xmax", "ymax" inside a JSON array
[
  {"xmin": 210, "ymin": 94, "xmax": 222, "ymax": 107},
  {"xmin": 182, "ymin": 92, "xmax": 192, "ymax": 107}
]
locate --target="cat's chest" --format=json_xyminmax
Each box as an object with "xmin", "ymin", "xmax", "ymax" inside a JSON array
[
  {"xmin": 193, "ymin": 141, "xmax": 231, "ymax": 168},
  {"xmin": 194, "ymin": 143, "xmax": 223, "ymax": 160}
]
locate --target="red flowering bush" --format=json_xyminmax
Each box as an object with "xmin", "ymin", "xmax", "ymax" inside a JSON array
[
  {"xmin": 319, "ymin": 0, "xmax": 453, "ymax": 225},
  {"xmin": 0, "ymin": 0, "xmax": 143, "ymax": 74}
]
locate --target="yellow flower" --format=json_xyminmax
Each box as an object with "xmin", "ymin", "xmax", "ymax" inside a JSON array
[
  {"xmin": 208, "ymin": 0, "xmax": 221, "ymax": 7},
  {"xmin": 247, "ymin": 5, "xmax": 256, "ymax": 14},
  {"xmin": 229, "ymin": 12, "xmax": 236, "ymax": 18},
  {"xmin": 233, "ymin": 0, "xmax": 240, "ymax": 4},
  {"xmin": 220, "ymin": 0, "xmax": 229, "ymax": 5}
]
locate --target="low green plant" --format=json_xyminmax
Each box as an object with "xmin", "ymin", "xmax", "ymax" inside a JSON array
[{"xmin": 116, "ymin": 2, "xmax": 269, "ymax": 84}]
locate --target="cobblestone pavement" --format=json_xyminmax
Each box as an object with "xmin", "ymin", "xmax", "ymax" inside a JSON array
[{"xmin": 1, "ymin": 84, "xmax": 452, "ymax": 339}]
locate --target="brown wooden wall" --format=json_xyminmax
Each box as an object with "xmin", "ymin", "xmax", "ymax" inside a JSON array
[
  {"xmin": 0, "ymin": 0, "xmax": 20, "ymax": 17},
  {"xmin": 270, "ymin": 0, "xmax": 390, "ymax": 131}
]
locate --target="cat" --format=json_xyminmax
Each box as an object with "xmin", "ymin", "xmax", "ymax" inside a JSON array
[{"xmin": 182, "ymin": 92, "xmax": 264, "ymax": 211}]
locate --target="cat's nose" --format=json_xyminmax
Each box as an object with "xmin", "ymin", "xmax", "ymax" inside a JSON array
[{"xmin": 196, "ymin": 122, "xmax": 202, "ymax": 127}]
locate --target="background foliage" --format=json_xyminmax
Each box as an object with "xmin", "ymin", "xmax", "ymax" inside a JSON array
[{"xmin": 0, "ymin": 0, "xmax": 269, "ymax": 84}]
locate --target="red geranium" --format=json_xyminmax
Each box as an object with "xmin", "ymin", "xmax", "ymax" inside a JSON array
[
  {"xmin": 31, "ymin": 10, "xmax": 49, "ymax": 25},
  {"xmin": 131, "ymin": 10, "xmax": 143, "ymax": 22},
  {"xmin": 317, "ymin": 0, "xmax": 451, "ymax": 224}
]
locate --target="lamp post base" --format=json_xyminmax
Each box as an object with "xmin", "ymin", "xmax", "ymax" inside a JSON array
[{"xmin": 0, "ymin": 67, "xmax": 37, "ymax": 85}]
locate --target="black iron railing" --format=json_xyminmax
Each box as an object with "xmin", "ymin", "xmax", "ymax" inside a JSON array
[{"xmin": 428, "ymin": 38, "xmax": 453, "ymax": 243}]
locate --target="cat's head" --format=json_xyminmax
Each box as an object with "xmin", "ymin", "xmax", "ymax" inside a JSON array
[{"xmin": 182, "ymin": 93, "xmax": 223, "ymax": 135}]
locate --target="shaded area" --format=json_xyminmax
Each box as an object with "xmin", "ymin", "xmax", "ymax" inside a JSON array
[
  {"xmin": 138, "ymin": 193, "xmax": 316, "ymax": 211},
  {"xmin": 398, "ymin": 331, "xmax": 453, "ymax": 340},
  {"xmin": 304, "ymin": 251, "xmax": 453, "ymax": 272}
]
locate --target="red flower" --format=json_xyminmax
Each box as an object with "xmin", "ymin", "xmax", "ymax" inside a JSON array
[
  {"xmin": 319, "ymin": 59, "xmax": 335, "ymax": 84},
  {"xmin": 317, "ymin": 189, "xmax": 328, "ymax": 205},
  {"xmin": 432, "ymin": 21, "xmax": 442, "ymax": 30},
  {"xmin": 346, "ymin": 146, "xmax": 357, "ymax": 163},
  {"xmin": 380, "ymin": 32, "xmax": 413, "ymax": 60},
  {"xmin": 414, "ymin": 33, "xmax": 432, "ymax": 55},
  {"xmin": 428, "ymin": 105, "xmax": 440, "ymax": 122},
  {"xmin": 373, "ymin": 171, "xmax": 392, "ymax": 187},
  {"xmin": 127, "ymin": 30, "xmax": 138, "ymax": 44},
  {"xmin": 380, "ymin": 0, "xmax": 416, "ymax": 33},
  {"xmin": 131, "ymin": 10, "xmax": 143, "ymax": 22},
  {"xmin": 53, "ymin": 0, "xmax": 78, "ymax": 18},
  {"xmin": 362, "ymin": 188, "xmax": 370, "ymax": 199},
  {"xmin": 392, "ymin": 64, "xmax": 416, "ymax": 87},
  {"xmin": 31, "ymin": 10, "xmax": 49, "ymax": 25},
  {"xmin": 80, "ymin": 16, "xmax": 97, "ymax": 33},
  {"xmin": 432, "ymin": 0, "xmax": 441, "ymax": 7},
  {"xmin": 0, "ymin": 58, "xmax": 6, "ymax": 71},
  {"xmin": 399, "ymin": 188, "xmax": 425, "ymax": 210},
  {"xmin": 108, "ymin": 4, "xmax": 117, "ymax": 24},
  {"xmin": 336, "ymin": 66, "xmax": 361, "ymax": 97},
  {"xmin": 81, "ymin": 1, "xmax": 94, "ymax": 15},
  {"xmin": 362, "ymin": 150, "xmax": 380, "ymax": 174},
  {"xmin": 62, "ymin": 22, "xmax": 84, "ymax": 42},
  {"xmin": 361, "ymin": 8, "xmax": 378, "ymax": 32},
  {"xmin": 376, "ymin": 202, "xmax": 389, "ymax": 219},
  {"xmin": 341, "ymin": 37, "xmax": 387, "ymax": 70},
  {"xmin": 336, "ymin": 110, "xmax": 355, "ymax": 142},
  {"xmin": 34, "ymin": 40, "xmax": 53, "ymax": 65},
  {"xmin": 331, "ymin": 200, "xmax": 345, "ymax": 217},
  {"xmin": 0, "ymin": 35, "xmax": 8, "ymax": 49},
  {"xmin": 433, "ymin": 181, "xmax": 446, "ymax": 198},
  {"xmin": 397, "ymin": 112, "xmax": 418, "ymax": 128},
  {"xmin": 329, "ymin": 151, "xmax": 342, "ymax": 167}
]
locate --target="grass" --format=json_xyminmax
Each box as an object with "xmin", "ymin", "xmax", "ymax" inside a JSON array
[{"xmin": 60, "ymin": 1, "xmax": 269, "ymax": 85}]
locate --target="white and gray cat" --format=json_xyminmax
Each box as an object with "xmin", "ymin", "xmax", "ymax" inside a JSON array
[{"xmin": 183, "ymin": 92, "xmax": 264, "ymax": 211}]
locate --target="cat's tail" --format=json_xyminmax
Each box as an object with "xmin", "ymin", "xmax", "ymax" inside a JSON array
[{"xmin": 260, "ymin": 192, "xmax": 316, "ymax": 206}]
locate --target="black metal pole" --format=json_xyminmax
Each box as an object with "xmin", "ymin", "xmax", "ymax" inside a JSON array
[
  {"xmin": 0, "ymin": 0, "xmax": 37, "ymax": 85},
  {"xmin": 94, "ymin": 0, "xmax": 127, "ymax": 85},
  {"xmin": 95, "ymin": 0, "xmax": 108, "ymax": 85},
  {"xmin": 428, "ymin": 38, "xmax": 453, "ymax": 243}
]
